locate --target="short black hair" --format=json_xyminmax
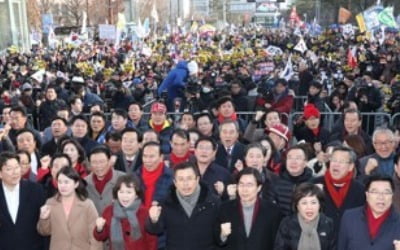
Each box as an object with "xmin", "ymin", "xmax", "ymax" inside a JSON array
[
  {"xmin": 244, "ymin": 143, "xmax": 267, "ymax": 157},
  {"xmin": 50, "ymin": 153, "xmax": 72, "ymax": 169},
  {"xmin": 128, "ymin": 101, "xmax": 143, "ymax": 111},
  {"xmin": 292, "ymin": 183, "xmax": 325, "ymax": 212},
  {"xmin": 195, "ymin": 136, "xmax": 218, "ymax": 151},
  {"xmin": 236, "ymin": 168, "xmax": 263, "ymax": 187},
  {"xmin": 364, "ymin": 174, "xmax": 395, "ymax": 192},
  {"xmin": 51, "ymin": 116, "xmax": 68, "ymax": 126},
  {"xmin": 0, "ymin": 151, "xmax": 19, "ymax": 171},
  {"xmin": 70, "ymin": 114, "xmax": 89, "ymax": 127},
  {"xmin": 174, "ymin": 162, "xmax": 201, "ymax": 178},
  {"xmin": 89, "ymin": 146, "xmax": 111, "ymax": 160},
  {"xmin": 69, "ymin": 95, "xmax": 82, "ymax": 106},
  {"xmin": 105, "ymin": 131, "xmax": 122, "ymax": 142},
  {"xmin": 112, "ymin": 174, "xmax": 144, "ymax": 201},
  {"xmin": 121, "ymin": 127, "xmax": 142, "ymax": 142},
  {"xmin": 286, "ymin": 145, "xmax": 309, "ymax": 161},
  {"xmin": 112, "ymin": 108, "xmax": 128, "ymax": 120},
  {"xmin": 10, "ymin": 105, "xmax": 27, "ymax": 117},
  {"xmin": 216, "ymin": 96, "xmax": 235, "ymax": 110}
]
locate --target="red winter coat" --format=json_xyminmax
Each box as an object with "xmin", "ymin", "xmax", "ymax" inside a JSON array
[{"xmin": 93, "ymin": 203, "xmax": 157, "ymax": 250}]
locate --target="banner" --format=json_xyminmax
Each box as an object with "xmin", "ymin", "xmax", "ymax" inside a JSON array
[
  {"xmin": 356, "ymin": 14, "xmax": 366, "ymax": 33},
  {"xmin": 338, "ymin": 7, "xmax": 352, "ymax": 24},
  {"xmin": 265, "ymin": 46, "xmax": 283, "ymax": 56},
  {"xmin": 378, "ymin": 7, "xmax": 398, "ymax": 28},
  {"xmin": 363, "ymin": 5, "xmax": 384, "ymax": 31},
  {"xmin": 99, "ymin": 24, "xmax": 116, "ymax": 40},
  {"xmin": 294, "ymin": 37, "xmax": 308, "ymax": 53}
]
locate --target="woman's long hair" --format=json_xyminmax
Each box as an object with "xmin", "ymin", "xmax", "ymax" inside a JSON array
[{"xmin": 56, "ymin": 166, "xmax": 88, "ymax": 201}]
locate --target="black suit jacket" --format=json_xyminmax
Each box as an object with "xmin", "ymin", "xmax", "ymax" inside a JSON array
[
  {"xmin": 114, "ymin": 151, "xmax": 143, "ymax": 173},
  {"xmin": 217, "ymin": 198, "xmax": 282, "ymax": 250},
  {"xmin": 0, "ymin": 180, "xmax": 46, "ymax": 250},
  {"xmin": 215, "ymin": 142, "xmax": 245, "ymax": 172}
]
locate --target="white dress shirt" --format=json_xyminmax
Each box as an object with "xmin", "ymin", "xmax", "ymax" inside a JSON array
[{"xmin": 2, "ymin": 182, "xmax": 20, "ymax": 224}]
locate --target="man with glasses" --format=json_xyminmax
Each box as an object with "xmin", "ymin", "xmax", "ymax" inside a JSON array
[
  {"xmin": 338, "ymin": 174, "xmax": 400, "ymax": 250},
  {"xmin": 359, "ymin": 127, "xmax": 396, "ymax": 178},
  {"xmin": 147, "ymin": 162, "xmax": 220, "ymax": 250},
  {"xmin": 313, "ymin": 146, "xmax": 365, "ymax": 236}
]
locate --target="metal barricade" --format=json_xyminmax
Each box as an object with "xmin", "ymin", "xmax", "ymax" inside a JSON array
[{"xmin": 293, "ymin": 96, "xmax": 308, "ymax": 112}]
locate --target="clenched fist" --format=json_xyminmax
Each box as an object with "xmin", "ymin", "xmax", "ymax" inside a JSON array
[
  {"xmin": 220, "ymin": 222, "xmax": 232, "ymax": 238},
  {"xmin": 40, "ymin": 205, "xmax": 51, "ymax": 220},
  {"xmin": 149, "ymin": 201, "xmax": 162, "ymax": 223},
  {"xmin": 96, "ymin": 217, "xmax": 106, "ymax": 231}
]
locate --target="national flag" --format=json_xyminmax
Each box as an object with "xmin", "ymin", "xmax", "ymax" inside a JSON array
[
  {"xmin": 294, "ymin": 37, "xmax": 308, "ymax": 53},
  {"xmin": 347, "ymin": 47, "xmax": 358, "ymax": 69},
  {"xmin": 280, "ymin": 54, "xmax": 294, "ymax": 81},
  {"xmin": 151, "ymin": 4, "xmax": 159, "ymax": 23}
]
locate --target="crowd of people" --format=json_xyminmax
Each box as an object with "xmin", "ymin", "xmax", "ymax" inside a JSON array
[{"xmin": 0, "ymin": 22, "xmax": 400, "ymax": 250}]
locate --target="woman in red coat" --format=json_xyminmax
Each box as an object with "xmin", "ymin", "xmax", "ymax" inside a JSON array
[{"xmin": 94, "ymin": 174, "xmax": 157, "ymax": 250}]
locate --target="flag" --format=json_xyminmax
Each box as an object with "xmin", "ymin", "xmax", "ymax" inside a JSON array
[
  {"xmin": 81, "ymin": 11, "xmax": 87, "ymax": 34},
  {"xmin": 143, "ymin": 18, "xmax": 150, "ymax": 36},
  {"xmin": 379, "ymin": 26, "xmax": 385, "ymax": 45},
  {"xmin": 294, "ymin": 37, "xmax": 307, "ymax": 53},
  {"xmin": 190, "ymin": 21, "xmax": 198, "ymax": 33},
  {"xmin": 347, "ymin": 47, "xmax": 357, "ymax": 69},
  {"xmin": 115, "ymin": 13, "xmax": 126, "ymax": 47},
  {"xmin": 280, "ymin": 54, "xmax": 294, "ymax": 81},
  {"xmin": 151, "ymin": 4, "xmax": 159, "ymax": 23},
  {"xmin": 356, "ymin": 13, "xmax": 366, "ymax": 33},
  {"xmin": 338, "ymin": 7, "xmax": 352, "ymax": 24},
  {"xmin": 378, "ymin": 7, "xmax": 398, "ymax": 28},
  {"xmin": 48, "ymin": 26, "xmax": 56, "ymax": 49}
]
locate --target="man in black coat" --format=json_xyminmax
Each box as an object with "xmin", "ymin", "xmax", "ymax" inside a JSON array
[
  {"xmin": 146, "ymin": 162, "xmax": 220, "ymax": 250},
  {"xmin": 216, "ymin": 168, "xmax": 282, "ymax": 250},
  {"xmin": 114, "ymin": 128, "xmax": 143, "ymax": 173},
  {"xmin": 0, "ymin": 152, "xmax": 46, "ymax": 250},
  {"xmin": 215, "ymin": 120, "xmax": 245, "ymax": 172},
  {"xmin": 267, "ymin": 145, "xmax": 313, "ymax": 216}
]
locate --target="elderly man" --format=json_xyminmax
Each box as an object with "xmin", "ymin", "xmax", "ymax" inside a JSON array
[
  {"xmin": 338, "ymin": 175, "xmax": 400, "ymax": 250},
  {"xmin": 313, "ymin": 146, "xmax": 365, "ymax": 235},
  {"xmin": 215, "ymin": 120, "xmax": 245, "ymax": 172},
  {"xmin": 359, "ymin": 127, "xmax": 396, "ymax": 178}
]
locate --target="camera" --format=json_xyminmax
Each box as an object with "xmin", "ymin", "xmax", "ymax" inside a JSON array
[{"xmin": 185, "ymin": 76, "xmax": 201, "ymax": 95}]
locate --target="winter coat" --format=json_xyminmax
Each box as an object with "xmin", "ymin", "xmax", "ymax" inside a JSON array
[
  {"xmin": 338, "ymin": 206, "xmax": 400, "ymax": 250},
  {"xmin": 146, "ymin": 183, "xmax": 220, "ymax": 250},
  {"xmin": 217, "ymin": 198, "xmax": 282, "ymax": 250},
  {"xmin": 274, "ymin": 213, "xmax": 335, "ymax": 250}
]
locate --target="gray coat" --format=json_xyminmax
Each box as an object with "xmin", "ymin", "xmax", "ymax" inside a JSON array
[{"xmin": 85, "ymin": 169, "xmax": 125, "ymax": 213}]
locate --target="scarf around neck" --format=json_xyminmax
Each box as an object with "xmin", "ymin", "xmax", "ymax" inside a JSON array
[
  {"xmin": 111, "ymin": 199, "xmax": 142, "ymax": 250},
  {"xmin": 176, "ymin": 184, "xmax": 201, "ymax": 217},
  {"xmin": 297, "ymin": 214, "xmax": 321, "ymax": 250},
  {"xmin": 324, "ymin": 170, "xmax": 353, "ymax": 208},
  {"xmin": 217, "ymin": 112, "xmax": 237, "ymax": 124}
]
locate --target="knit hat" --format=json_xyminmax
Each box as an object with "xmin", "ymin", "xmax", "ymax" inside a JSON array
[
  {"xmin": 151, "ymin": 102, "xmax": 167, "ymax": 114},
  {"xmin": 268, "ymin": 124, "xmax": 291, "ymax": 142},
  {"xmin": 303, "ymin": 104, "xmax": 320, "ymax": 120},
  {"xmin": 21, "ymin": 82, "xmax": 32, "ymax": 91}
]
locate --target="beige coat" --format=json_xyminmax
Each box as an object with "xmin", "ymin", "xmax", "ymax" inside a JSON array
[{"xmin": 37, "ymin": 196, "xmax": 102, "ymax": 250}]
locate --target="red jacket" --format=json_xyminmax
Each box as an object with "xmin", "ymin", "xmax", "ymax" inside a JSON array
[{"xmin": 93, "ymin": 203, "xmax": 157, "ymax": 250}]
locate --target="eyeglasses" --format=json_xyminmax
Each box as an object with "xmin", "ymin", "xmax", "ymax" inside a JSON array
[
  {"xmin": 368, "ymin": 190, "xmax": 393, "ymax": 197},
  {"xmin": 329, "ymin": 158, "xmax": 351, "ymax": 164},
  {"xmin": 373, "ymin": 141, "xmax": 394, "ymax": 147}
]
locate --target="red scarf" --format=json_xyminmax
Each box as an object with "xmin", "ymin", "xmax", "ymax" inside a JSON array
[
  {"xmin": 93, "ymin": 168, "xmax": 113, "ymax": 194},
  {"xmin": 142, "ymin": 162, "xmax": 164, "ymax": 208},
  {"xmin": 324, "ymin": 170, "xmax": 353, "ymax": 208},
  {"xmin": 74, "ymin": 162, "xmax": 88, "ymax": 179},
  {"xmin": 366, "ymin": 205, "xmax": 391, "ymax": 239},
  {"xmin": 217, "ymin": 112, "xmax": 237, "ymax": 124},
  {"xmin": 22, "ymin": 169, "xmax": 31, "ymax": 180},
  {"xmin": 36, "ymin": 167, "xmax": 50, "ymax": 182},
  {"xmin": 311, "ymin": 127, "xmax": 320, "ymax": 136},
  {"xmin": 151, "ymin": 122, "xmax": 165, "ymax": 133},
  {"xmin": 170, "ymin": 151, "xmax": 192, "ymax": 169}
]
